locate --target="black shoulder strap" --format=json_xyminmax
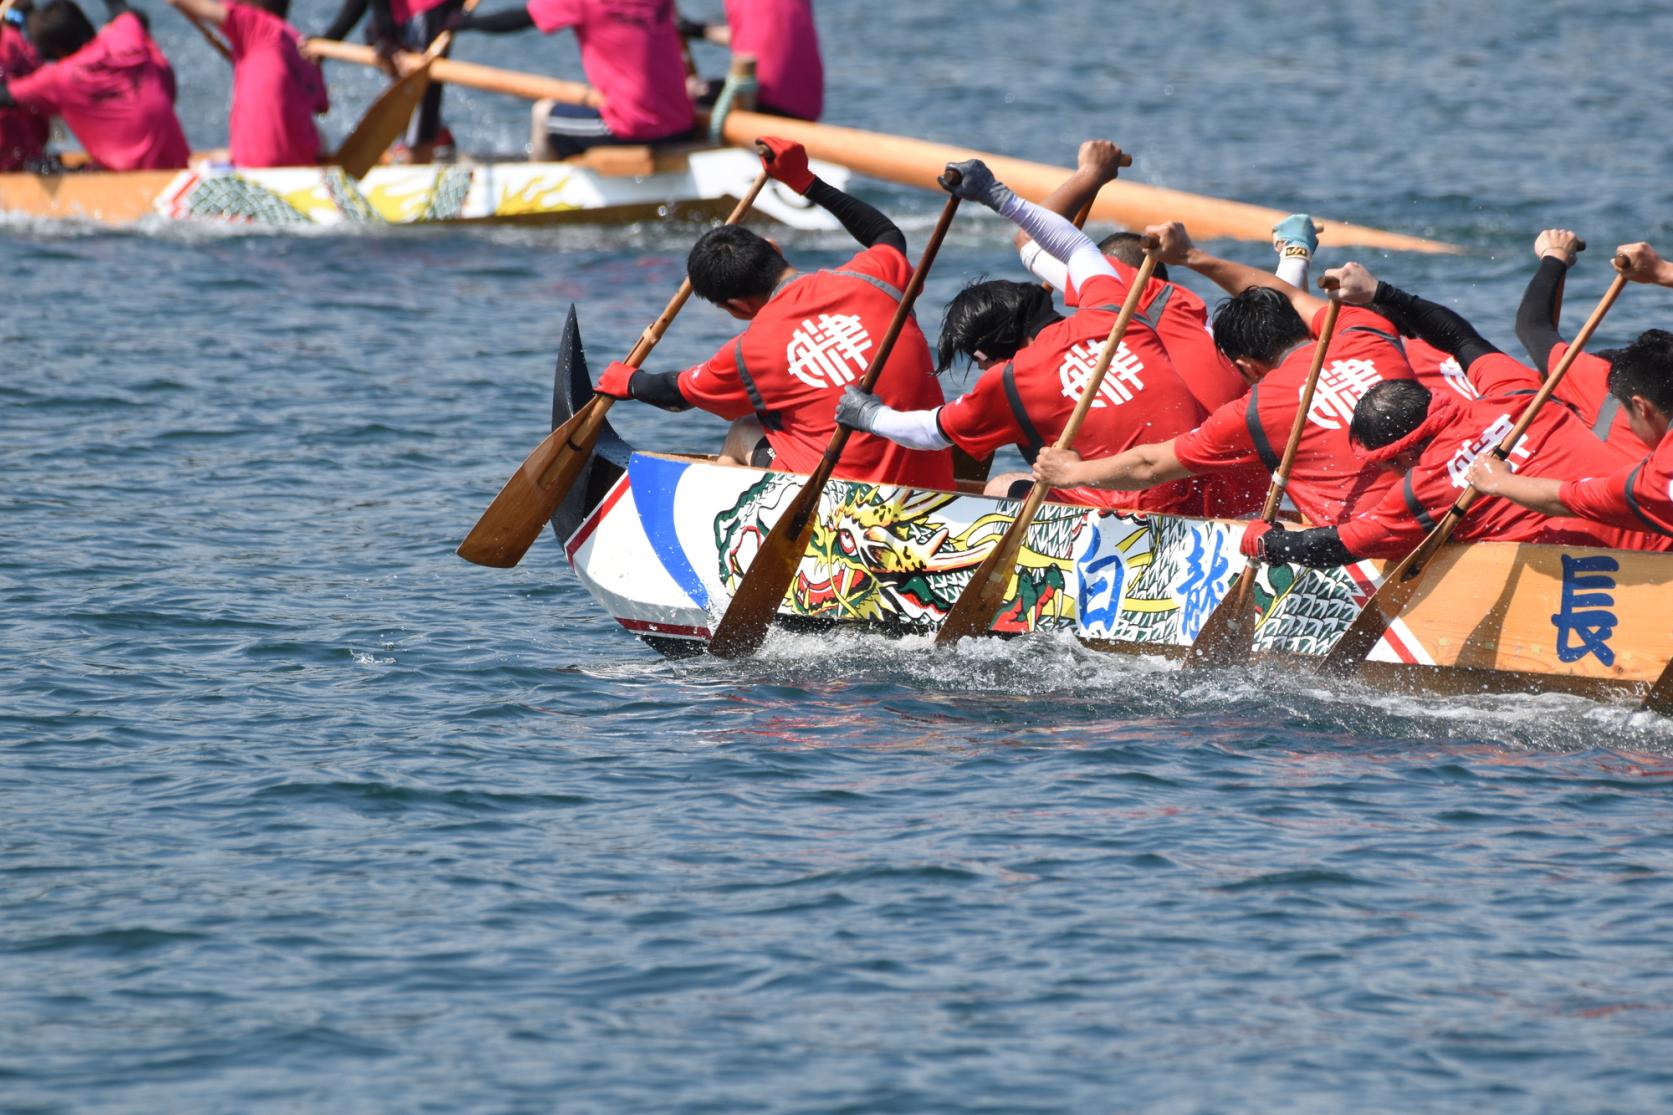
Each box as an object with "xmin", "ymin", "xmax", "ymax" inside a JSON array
[
  {"xmin": 1135, "ymin": 283, "xmax": 1174, "ymax": 331},
  {"xmin": 1401, "ymin": 472, "xmax": 1439, "ymax": 532},
  {"xmin": 1622, "ymin": 462, "xmax": 1673, "ymax": 536},
  {"xmin": 1245, "ymin": 383, "xmax": 1279, "ymax": 471},
  {"xmin": 1593, "ymin": 394, "xmax": 1623, "ymax": 442},
  {"xmin": 1002, "ymin": 361, "xmax": 1046, "ymax": 461},
  {"xmin": 733, "ymin": 339, "xmax": 782, "ymax": 431}
]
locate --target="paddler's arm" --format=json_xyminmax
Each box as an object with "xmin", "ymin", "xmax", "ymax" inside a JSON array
[
  {"xmin": 1514, "ymin": 230, "xmax": 1581, "ymax": 373},
  {"xmin": 945, "ymin": 157, "xmax": 1114, "ymax": 290},
  {"xmin": 1271, "ymin": 214, "xmax": 1320, "ymax": 289},
  {"xmin": 834, "ymin": 388, "xmax": 952, "ymax": 451},
  {"xmin": 756, "ymin": 137, "xmax": 904, "ymax": 252},
  {"xmin": 1348, "ymin": 267, "xmax": 1498, "ymax": 368},
  {"xmin": 677, "ymin": 13, "xmax": 730, "ymax": 46},
  {"xmin": 1241, "ymin": 522, "xmax": 1358, "ymax": 568},
  {"xmin": 1013, "ymin": 139, "xmax": 1124, "ymax": 253},
  {"xmin": 594, "ymin": 361, "xmax": 693, "ymax": 412},
  {"xmin": 1465, "ymin": 453, "xmax": 1572, "ymax": 517},
  {"xmin": 448, "ymin": 6, "xmax": 536, "ymax": 32},
  {"xmin": 1147, "ymin": 219, "xmax": 1329, "ymax": 324},
  {"xmin": 165, "ymin": 0, "xmax": 229, "ymax": 28},
  {"xmin": 319, "ymin": 0, "xmax": 368, "ymax": 42},
  {"xmin": 1617, "ymin": 242, "xmax": 1673, "ymax": 287},
  {"xmin": 1031, "ymin": 443, "xmax": 1193, "ymax": 492}
]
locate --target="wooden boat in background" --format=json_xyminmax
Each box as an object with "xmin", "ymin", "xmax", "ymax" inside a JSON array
[
  {"xmin": 0, "ymin": 145, "xmax": 847, "ymax": 229},
  {"xmin": 541, "ymin": 305, "xmax": 1672, "ymax": 707}
]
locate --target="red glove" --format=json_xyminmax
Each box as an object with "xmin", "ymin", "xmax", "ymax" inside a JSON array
[
  {"xmin": 1240, "ymin": 520, "xmax": 1279, "ymax": 559},
  {"xmin": 757, "ymin": 136, "xmax": 815, "ymax": 194},
  {"xmin": 595, "ymin": 360, "xmax": 637, "ymax": 400}
]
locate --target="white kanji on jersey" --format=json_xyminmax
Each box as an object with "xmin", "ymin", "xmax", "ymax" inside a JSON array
[
  {"xmin": 1446, "ymin": 412, "xmax": 1532, "ymax": 488},
  {"xmin": 1058, "ymin": 340, "xmax": 1145, "ymax": 409},
  {"xmin": 786, "ymin": 314, "xmax": 873, "ymax": 389},
  {"xmin": 1306, "ymin": 357, "xmax": 1386, "ymax": 430},
  {"xmin": 1436, "ymin": 355, "xmax": 1480, "ymax": 400}
]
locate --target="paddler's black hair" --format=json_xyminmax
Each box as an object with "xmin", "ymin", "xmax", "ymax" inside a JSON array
[
  {"xmin": 1210, "ymin": 286, "xmax": 1311, "ymax": 366},
  {"xmin": 1096, "ymin": 231, "xmax": 1169, "ymax": 281},
  {"xmin": 1349, "ymin": 379, "xmax": 1432, "ymax": 450},
  {"xmin": 1607, "ymin": 329, "xmax": 1673, "ymax": 413},
  {"xmin": 27, "ymin": 0, "xmax": 95, "ymax": 59},
  {"xmin": 687, "ymin": 225, "xmax": 788, "ymax": 305},
  {"xmin": 935, "ymin": 279, "xmax": 1060, "ymax": 373}
]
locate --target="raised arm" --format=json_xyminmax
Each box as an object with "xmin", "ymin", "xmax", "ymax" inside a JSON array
[
  {"xmin": 1515, "ymin": 230, "xmax": 1582, "ymax": 373},
  {"xmin": 1148, "ymin": 220, "xmax": 1329, "ymax": 324},
  {"xmin": 1616, "ymin": 242, "xmax": 1673, "ymax": 287},
  {"xmin": 1013, "ymin": 140, "xmax": 1125, "ymax": 253},
  {"xmin": 1327, "ymin": 260, "xmax": 1499, "ymax": 368},
  {"xmin": 318, "ymin": 0, "xmax": 368, "ymax": 41},
  {"xmin": 945, "ymin": 158, "xmax": 1114, "ymax": 291},
  {"xmin": 758, "ymin": 137, "xmax": 904, "ymax": 252},
  {"xmin": 166, "ymin": 0, "xmax": 228, "ymax": 28}
]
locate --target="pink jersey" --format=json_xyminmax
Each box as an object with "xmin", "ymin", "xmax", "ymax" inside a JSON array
[
  {"xmin": 724, "ymin": 0, "xmax": 821, "ymax": 121},
  {"xmin": 7, "ymin": 12, "xmax": 188, "ymax": 171},
  {"xmin": 524, "ymin": 0, "xmax": 694, "ymax": 140},
  {"xmin": 0, "ymin": 23, "xmax": 49, "ymax": 171},
  {"xmin": 221, "ymin": 2, "xmax": 327, "ymax": 168}
]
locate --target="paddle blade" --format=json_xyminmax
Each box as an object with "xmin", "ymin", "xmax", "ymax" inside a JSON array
[
  {"xmin": 1315, "ymin": 566, "xmax": 1427, "ymax": 677},
  {"xmin": 707, "ymin": 482, "xmax": 822, "ymax": 658},
  {"xmin": 335, "ymin": 62, "xmax": 435, "ymax": 179},
  {"xmin": 1642, "ymin": 660, "xmax": 1673, "ymax": 717},
  {"xmin": 1183, "ymin": 567, "xmax": 1258, "ymax": 670},
  {"xmin": 934, "ymin": 511, "xmax": 1029, "ymax": 646},
  {"xmin": 455, "ymin": 401, "xmax": 602, "ymax": 567}
]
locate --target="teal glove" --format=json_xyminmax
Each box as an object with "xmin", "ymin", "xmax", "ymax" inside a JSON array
[{"xmin": 1273, "ymin": 213, "xmax": 1320, "ymax": 258}]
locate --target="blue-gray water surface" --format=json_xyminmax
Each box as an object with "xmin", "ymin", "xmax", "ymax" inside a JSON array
[{"xmin": 7, "ymin": 2, "xmax": 1673, "ymax": 1111}]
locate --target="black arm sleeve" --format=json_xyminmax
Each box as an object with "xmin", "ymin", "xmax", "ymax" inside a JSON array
[
  {"xmin": 1370, "ymin": 281, "xmax": 1500, "ymax": 368},
  {"xmin": 320, "ymin": 0, "xmax": 368, "ymax": 41},
  {"xmin": 805, "ymin": 177, "xmax": 906, "ymax": 254},
  {"xmin": 454, "ymin": 7, "xmax": 536, "ymax": 32},
  {"xmin": 627, "ymin": 370, "xmax": 691, "ymax": 412},
  {"xmin": 1261, "ymin": 524, "xmax": 1359, "ymax": 569},
  {"xmin": 1515, "ymin": 255, "xmax": 1569, "ymax": 375}
]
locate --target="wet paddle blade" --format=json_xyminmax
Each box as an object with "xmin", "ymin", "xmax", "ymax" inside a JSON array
[
  {"xmin": 933, "ymin": 503, "xmax": 1032, "ymax": 646},
  {"xmin": 336, "ymin": 61, "xmax": 435, "ymax": 179},
  {"xmin": 706, "ymin": 482, "xmax": 822, "ymax": 659},
  {"xmin": 456, "ymin": 401, "xmax": 602, "ymax": 567},
  {"xmin": 1641, "ymin": 660, "xmax": 1673, "ymax": 717},
  {"xmin": 1314, "ymin": 560, "xmax": 1428, "ymax": 677},
  {"xmin": 1183, "ymin": 567, "xmax": 1258, "ymax": 669}
]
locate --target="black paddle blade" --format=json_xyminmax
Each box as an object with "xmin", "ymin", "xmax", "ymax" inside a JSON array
[{"xmin": 552, "ymin": 304, "xmax": 590, "ymax": 431}]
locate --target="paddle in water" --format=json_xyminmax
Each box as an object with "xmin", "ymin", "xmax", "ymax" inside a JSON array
[
  {"xmin": 935, "ymin": 237, "xmax": 1162, "ymax": 648},
  {"xmin": 1186, "ymin": 277, "xmax": 1343, "ymax": 669},
  {"xmin": 334, "ymin": 0, "xmax": 483, "ymax": 178},
  {"xmin": 1315, "ymin": 263, "xmax": 1631, "ymax": 677},
  {"xmin": 705, "ymin": 177, "xmax": 966, "ymax": 658},
  {"xmin": 455, "ymin": 157, "xmax": 772, "ymax": 569}
]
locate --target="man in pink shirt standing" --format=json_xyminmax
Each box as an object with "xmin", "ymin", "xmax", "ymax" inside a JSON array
[
  {"xmin": 167, "ymin": 0, "xmax": 327, "ymax": 167},
  {"xmin": 451, "ymin": 0, "xmax": 695, "ymax": 159},
  {"xmin": 0, "ymin": 0, "xmax": 189, "ymax": 171},
  {"xmin": 0, "ymin": 6, "xmax": 50, "ymax": 170},
  {"xmin": 681, "ymin": 0, "xmax": 821, "ymax": 121}
]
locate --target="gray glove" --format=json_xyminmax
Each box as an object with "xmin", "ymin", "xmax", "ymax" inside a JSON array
[
  {"xmin": 940, "ymin": 158, "xmax": 1016, "ymax": 211},
  {"xmin": 834, "ymin": 385, "xmax": 884, "ymax": 432}
]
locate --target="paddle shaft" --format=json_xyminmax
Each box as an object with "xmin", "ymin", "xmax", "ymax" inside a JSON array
[
  {"xmin": 297, "ymin": 42, "xmax": 1451, "ymax": 253},
  {"xmin": 182, "ymin": 10, "xmax": 234, "ymax": 61},
  {"xmin": 706, "ymin": 187, "xmax": 964, "ymax": 657},
  {"xmin": 1186, "ymin": 288, "xmax": 1343, "ymax": 669},
  {"xmin": 1317, "ymin": 267, "xmax": 1630, "ymax": 676},
  {"xmin": 454, "ymin": 166, "xmax": 770, "ymax": 568},
  {"xmin": 935, "ymin": 244, "xmax": 1162, "ymax": 647}
]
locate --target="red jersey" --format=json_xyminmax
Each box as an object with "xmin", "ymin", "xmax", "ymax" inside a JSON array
[
  {"xmin": 1336, "ymin": 354, "xmax": 1663, "ymax": 557},
  {"xmin": 1561, "ymin": 432, "xmax": 1673, "ymax": 543},
  {"xmin": 677, "ymin": 244, "xmax": 953, "ymax": 489},
  {"xmin": 939, "ymin": 273, "xmax": 1206, "ymax": 512},
  {"xmin": 1066, "ymin": 256, "xmax": 1249, "ymax": 413},
  {"xmin": 7, "ymin": 13, "xmax": 188, "ymax": 171},
  {"xmin": 1544, "ymin": 340, "xmax": 1652, "ymax": 455},
  {"xmin": 1173, "ymin": 305, "xmax": 1414, "ymax": 525},
  {"xmin": 1406, "ymin": 336, "xmax": 1481, "ymax": 403},
  {"xmin": 525, "ymin": 0, "xmax": 694, "ymax": 141},
  {"xmin": 724, "ymin": 0, "xmax": 821, "ymax": 121},
  {"xmin": 222, "ymin": 2, "xmax": 327, "ymax": 168},
  {"xmin": 0, "ymin": 24, "xmax": 48, "ymax": 171}
]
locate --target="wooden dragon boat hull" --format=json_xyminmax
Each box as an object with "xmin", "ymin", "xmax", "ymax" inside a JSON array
[
  {"xmin": 542, "ymin": 307, "xmax": 1671, "ymax": 707},
  {"xmin": 0, "ymin": 147, "xmax": 845, "ymax": 229}
]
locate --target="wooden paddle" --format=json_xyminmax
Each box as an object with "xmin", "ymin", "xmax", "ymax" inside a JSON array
[
  {"xmin": 935, "ymin": 238, "xmax": 1162, "ymax": 648},
  {"xmin": 182, "ymin": 10, "xmax": 234, "ymax": 62},
  {"xmin": 705, "ymin": 183, "xmax": 965, "ymax": 658},
  {"xmin": 299, "ymin": 43, "xmax": 1454, "ymax": 253},
  {"xmin": 333, "ymin": 0, "xmax": 482, "ymax": 179},
  {"xmin": 1643, "ymin": 657, "xmax": 1673, "ymax": 717},
  {"xmin": 455, "ymin": 161, "xmax": 771, "ymax": 569},
  {"xmin": 1316, "ymin": 266, "xmax": 1630, "ymax": 678},
  {"xmin": 1186, "ymin": 279, "xmax": 1343, "ymax": 669}
]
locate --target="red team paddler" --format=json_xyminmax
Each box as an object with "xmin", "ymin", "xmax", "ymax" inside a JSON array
[
  {"xmin": 1032, "ymin": 229, "xmax": 1416, "ymax": 526},
  {"xmin": 594, "ymin": 138, "xmax": 952, "ymax": 490},
  {"xmin": 836, "ymin": 158, "xmax": 1208, "ymax": 511},
  {"xmin": 0, "ymin": 0, "xmax": 188, "ymax": 171}
]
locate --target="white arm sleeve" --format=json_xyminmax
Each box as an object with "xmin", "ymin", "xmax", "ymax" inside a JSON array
[
  {"xmin": 998, "ymin": 193, "xmax": 1117, "ymax": 291},
  {"xmin": 1018, "ymin": 240, "xmax": 1070, "ymax": 291},
  {"xmin": 1275, "ymin": 254, "xmax": 1310, "ymax": 289},
  {"xmin": 869, "ymin": 404, "xmax": 953, "ymax": 452}
]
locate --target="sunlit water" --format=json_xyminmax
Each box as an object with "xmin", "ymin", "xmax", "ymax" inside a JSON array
[{"xmin": 6, "ymin": 2, "xmax": 1673, "ymax": 1111}]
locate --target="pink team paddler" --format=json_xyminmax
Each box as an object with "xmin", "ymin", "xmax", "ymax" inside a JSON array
[{"xmin": 0, "ymin": 10, "xmax": 50, "ymax": 170}]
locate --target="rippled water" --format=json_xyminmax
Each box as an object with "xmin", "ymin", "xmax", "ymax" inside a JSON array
[{"xmin": 7, "ymin": 2, "xmax": 1673, "ymax": 1111}]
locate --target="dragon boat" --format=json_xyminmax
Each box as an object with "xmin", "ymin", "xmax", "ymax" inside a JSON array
[
  {"xmin": 0, "ymin": 145, "xmax": 845, "ymax": 229},
  {"xmin": 541, "ymin": 307, "xmax": 1671, "ymax": 708}
]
